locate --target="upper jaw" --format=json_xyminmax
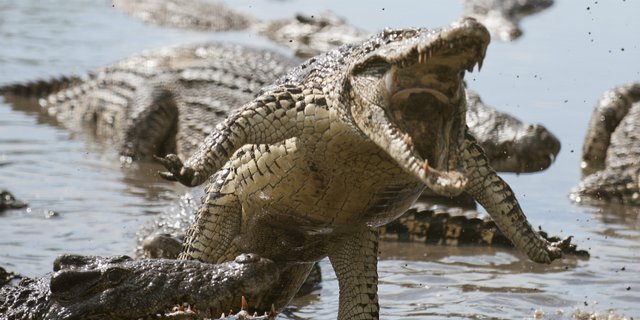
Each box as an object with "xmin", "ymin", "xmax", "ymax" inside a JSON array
[
  {"xmin": 349, "ymin": 18, "xmax": 490, "ymax": 196},
  {"xmin": 359, "ymin": 17, "xmax": 490, "ymax": 74}
]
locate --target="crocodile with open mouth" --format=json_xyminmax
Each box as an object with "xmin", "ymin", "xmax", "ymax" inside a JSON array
[{"xmin": 153, "ymin": 18, "xmax": 570, "ymax": 318}]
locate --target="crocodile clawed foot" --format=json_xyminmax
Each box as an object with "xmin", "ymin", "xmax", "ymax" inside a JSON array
[
  {"xmin": 154, "ymin": 154, "xmax": 199, "ymax": 186},
  {"xmin": 554, "ymin": 236, "xmax": 574, "ymax": 250},
  {"xmin": 547, "ymin": 236, "xmax": 573, "ymax": 261}
]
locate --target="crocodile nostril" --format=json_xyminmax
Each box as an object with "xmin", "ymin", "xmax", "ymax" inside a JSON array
[{"xmin": 235, "ymin": 253, "xmax": 261, "ymax": 264}]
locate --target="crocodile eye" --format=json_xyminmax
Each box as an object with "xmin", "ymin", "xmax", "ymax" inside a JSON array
[
  {"xmin": 403, "ymin": 30, "xmax": 417, "ymax": 38},
  {"xmin": 105, "ymin": 268, "xmax": 128, "ymax": 284}
]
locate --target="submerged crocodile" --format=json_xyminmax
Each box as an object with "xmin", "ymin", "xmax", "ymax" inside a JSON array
[
  {"xmin": 153, "ymin": 19, "xmax": 571, "ymax": 318},
  {"xmin": 0, "ymin": 190, "xmax": 27, "ymax": 213},
  {"xmin": 571, "ymin": 83, "xmax": 640, "ymax": 205},
  {"xmin": 0, "ymin": 254, "xmax": 278, "ymax": 320},
  {"xmin": 0, "ymin": 43, "xmax": 559, "ymax": 174},
  {"xmin": 113, "ymin": 0, "xmax": 554, "ymax": 54}
]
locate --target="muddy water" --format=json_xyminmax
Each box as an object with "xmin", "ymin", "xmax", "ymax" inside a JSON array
[{"xmin": 0, "ymin": 1, "xmax": 638, "ymax": 319}]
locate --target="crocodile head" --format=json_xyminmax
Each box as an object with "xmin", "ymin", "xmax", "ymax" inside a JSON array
[
  {"xmin": 345, "ymin": 18, "xmax": 490, "ymax": 197},
  {"xmin": 464, "ymin": 90, "xmax": 561, "ymax": 173},
  {"xmin": 48, "ymin": 254, "xmax": 278, "ymax": 319}
]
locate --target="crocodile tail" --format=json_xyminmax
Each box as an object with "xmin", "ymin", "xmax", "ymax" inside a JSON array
[{"xmin": 0, "ymin": 75, "xmax": 86, "ymax": 100}]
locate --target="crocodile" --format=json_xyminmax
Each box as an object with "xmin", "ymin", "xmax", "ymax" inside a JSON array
[
  {"xmin": 1, "ymin": 43, "xmax": 296, "ymax": 161},
  {"xmin": 571, "ymin": 83, "xmax": 640, "ymax": 205},
  {"xmin": 0, "ymin": 189, "xmax": 27, "ymax": 213},
  {"xmin": 153, "ymin": 18, "xmax": 571, "ymax": 318},
  {"xmin": 462, "ymin": 0, "xmax": 554, "ymax": 41},
  {"xmin": 0, "ymin": 43, "xmax": 560, "ymax": 174},
  {"xmin": 113, "ymin": 0, "xmax": 554, "ymax": 51},
  {"xmin": 0, "ymin": 253, "xmax": 278, "ymax": 320}
]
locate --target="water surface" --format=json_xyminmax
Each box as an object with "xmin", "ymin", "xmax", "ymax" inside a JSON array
[{"xmin": 0, "ymin": 1, "xmax": 639, "ymax": 319}]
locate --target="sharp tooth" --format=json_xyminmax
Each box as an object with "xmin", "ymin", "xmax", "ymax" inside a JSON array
[
  {"xmin": 384, "ymin": 66, "xmax": 396, "ymax": 93},
  {"xmin": 478, "ymin": 59, "xmax": 484, "ymax": 71}
]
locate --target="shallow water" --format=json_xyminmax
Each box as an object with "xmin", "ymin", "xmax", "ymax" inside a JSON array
[{"xmin": 0, "ymin": 0, "xmax": 639, "ymax": 319}]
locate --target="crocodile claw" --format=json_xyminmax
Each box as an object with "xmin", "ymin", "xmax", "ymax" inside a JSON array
[
  {"xmin": 552, "ymin": 236, "xmax": 574, "ymax": 253},
  {"xmin": 154, "ymin": 154, "xmax": 199, "ymax": 186},
  {"xmin": 546, "ymin": 236, "xmax": 573, "ymax": 262}
]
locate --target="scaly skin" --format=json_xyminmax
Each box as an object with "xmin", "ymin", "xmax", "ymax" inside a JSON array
[
  {"xmin": 0, "ymin": 254, "xmax": 278, "ymax": 320},
  {"xmin": 465, "ymin": 90, "xmax": 560, "ymax": 173},
  {"xmin": 1, "ymin": 43, "xmax": 296, "ymax": 161},
  {"xmin": 382, "ymin": 207, "xmax": 587, "ymax": 257},
  {"xmin": 137, "ymin": 200, "xmax": 587, "ymax": 302},
  {"xmin": 156, "ymin": 19, "xmax": 569, "ymax": 318},
  {"xmin": 572, "ymin": 83, "xmax": 640, "ymax": 205}
]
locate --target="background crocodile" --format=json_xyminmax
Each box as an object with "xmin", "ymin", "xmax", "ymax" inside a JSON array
[
  {"xmin": 0, "ymin": 190, "xmax": 27, "ymax": 213},
  {"xmin": 571, "ymin": 83, "xmax": 640, "ymax": 205},
  {"xmin": 0, "ymin": 42, "xmax": 560, "ymax": 174},
  {"xmin": 112, "ymin": 0, "xmax": 555, "ymax": 55},
  {"xmin": 0, "ymin": 253, "xmax": 278, "ymax": 320},
  {"xmin": 462, "ymin": 0, "xmax": 554, "ymax": 41},
  {"xmin": 1, "ymin": 43, "xmax": 296, "ymax": 162},
  {"xmin": 154, "ymin": 19, "xmax": 571, "ymax": 318},
  {"xmin": 113, "ymin": 0, "xmax": 364, "ymax": 59}
]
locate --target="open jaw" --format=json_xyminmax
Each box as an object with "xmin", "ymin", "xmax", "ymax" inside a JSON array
[{"xmin": 349, "ymin": 18, "xmax": 490, "ymax": 197}]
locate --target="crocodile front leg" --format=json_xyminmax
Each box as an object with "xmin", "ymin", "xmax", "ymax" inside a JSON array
[
  {"xmin": 328, "ymin": 228, "xmax": 380, "ymax": 320},
  {"xmin": 462, "ymin": 133, "xmax": 570, "ymax": 263},
  {"xmin": 156, "ymin": 87, "xmax": 308, "ymax": 186}
]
